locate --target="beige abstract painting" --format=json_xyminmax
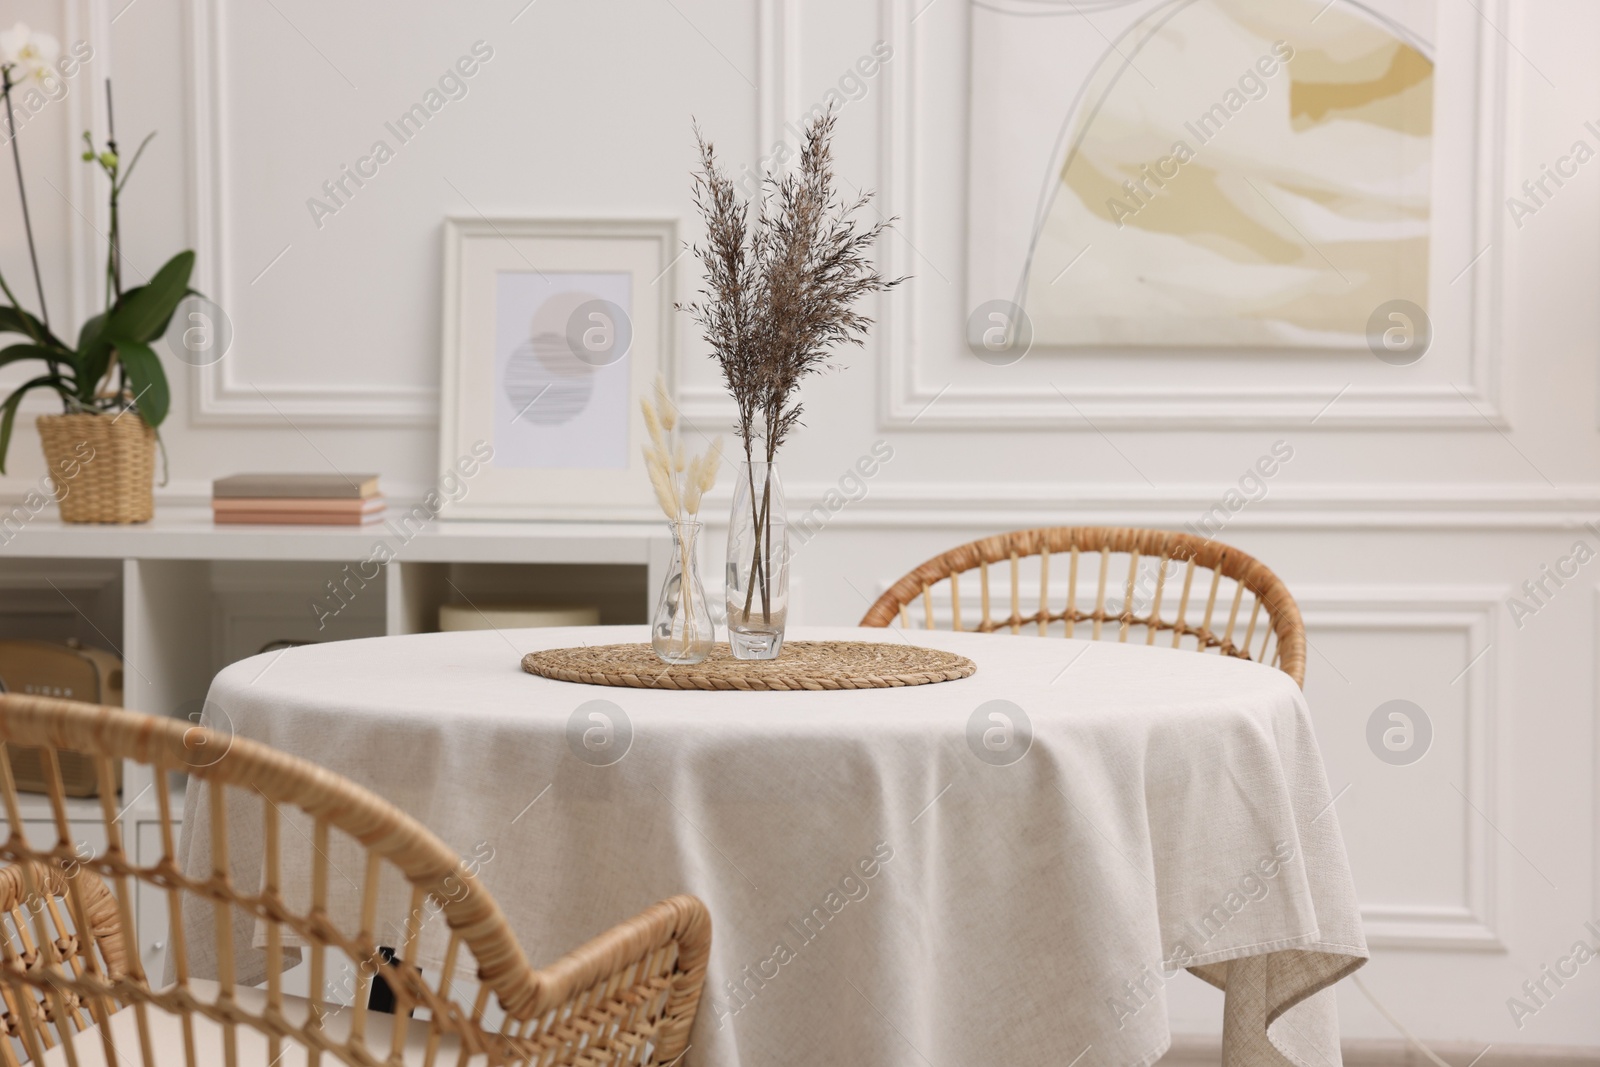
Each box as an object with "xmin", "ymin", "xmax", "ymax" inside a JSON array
[{"xmin": 968, "ymin": 0, "xmax": 1434, "ymax": 349}]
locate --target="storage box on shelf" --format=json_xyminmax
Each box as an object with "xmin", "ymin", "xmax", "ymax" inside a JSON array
[{"xmin": 0, "ymin": 508, "xmax": 671, "ymax": 979}]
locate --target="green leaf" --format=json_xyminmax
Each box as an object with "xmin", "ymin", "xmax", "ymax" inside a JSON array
[
  {"xmin": 0, "ymin": 307, "xmax": 34, "ymax": 339},
  {"xmin": 73, "ymin": 311, "xmax": 111, "ymax": 395},
  {"xmin": 114, "ymin": 341, "xmax": 170, "ymax": 428},
  {"xmin": 0, "ymin": 375, "xmax": 68, "ymax": 475},
  {"xmin": 107, "ymin": 251, "xmax": 195, "ymax": 343},
  {"xmin": 0, "ymin": 343, "xmax": 77, "ymax": 379},
  {"xmin": 77, "ymin": 311, "xmax": 108, "ymax": 353},
  {"xmin": 77, "ymin": 356, "xmax": 112, "ymax": 403},
  {"xmin": 0, "ymin": 305, "xmax": 66, "ymax": 349}
]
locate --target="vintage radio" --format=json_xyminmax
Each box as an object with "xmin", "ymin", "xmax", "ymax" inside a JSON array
[{"xmin": 0, "ymin": 639, "xmax": 124, "ymax": 797}]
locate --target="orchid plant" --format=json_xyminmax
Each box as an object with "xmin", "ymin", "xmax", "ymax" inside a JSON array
[{"xmin": 0, "ymin": 22, "xmax": 193, "ymax": 473}]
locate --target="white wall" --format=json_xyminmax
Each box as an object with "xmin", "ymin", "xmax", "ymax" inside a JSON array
[{"xmin": 2, "ymin": 0, "xmax": 1597, "ymax": 1051}]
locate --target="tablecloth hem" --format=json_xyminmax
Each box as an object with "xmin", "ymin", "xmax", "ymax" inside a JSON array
[
  {"xmin": 1265, "ymin": 954, "xmax": 1366, "ymax": 1030},
  {"xmin": 1177, "ymin": 929, "xmax": 1321, "ymax": 972},
  {"xmin": 1129, "ymin": 1034, "xmax": 1173, "ymax": 1067},
  {"xmin": 1187, "ymin": 946, "xmax": 1369, "ymax": 1067}
]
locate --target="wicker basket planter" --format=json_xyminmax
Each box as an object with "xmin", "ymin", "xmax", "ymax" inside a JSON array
[{"xmin": 36, "ymin": 413, "xmax": 157, "ymax": 524}]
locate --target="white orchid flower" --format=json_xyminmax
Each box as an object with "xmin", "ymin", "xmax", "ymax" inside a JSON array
[{"xmin": 0, "ymin": 23, "xmax": 61, "ymax": 85}]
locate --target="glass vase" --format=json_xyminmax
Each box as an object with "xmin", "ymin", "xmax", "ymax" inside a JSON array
[
  {"xmin": 652, "ymin": 520, "xmax": 714, "ymax": 665},
  {"xmin": 726, "ymin": 461, "xmax": 789, "ymax": 659}
]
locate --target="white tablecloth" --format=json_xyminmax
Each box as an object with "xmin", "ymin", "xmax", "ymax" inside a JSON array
[{"xmin": 178, "ymin": 625, "xmax": 1366, "ymax": 1067}]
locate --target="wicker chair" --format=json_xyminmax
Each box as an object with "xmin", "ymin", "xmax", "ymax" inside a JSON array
[
  {"xmin": 860, "ymin": 527, "xmax": 1306, "ymax": 686},
  {"xmin": 0, "ymin": 695, "xmax": 710, "ymax": 1066},
  {"xmin": 0, "ymin": 860, "xmax": 128, "ymax": 1063}
]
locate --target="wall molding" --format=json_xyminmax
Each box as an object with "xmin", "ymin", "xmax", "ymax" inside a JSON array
[
  {"xmin": 864, "ymin": 575, "xmax": 1510, "ymax": 953},
  {"xmin": 180, "ymin": 0, "xmax": 800, "ymax": 426},
  {"xmin": 180, "ymin": 0, "xmax": 438, "ymax": 426},
  {"xmin": 1296, "ymin": 586, "xmax": 1506, "ymax": 950},
  {"xmin": 855, "ymin": 575, "xmax": 1509, "ymax": 951},
  {"xmin": 873, "ymin": 0, "xmax": 1510, "ymax": 430},
  {"xmin": 853, "ymin": 577, "xmax": 1510, "ymax": 951},
  {"xmin": 6, "ymin": 480, "xmax": 1600, "ymax": 530},
  {"xmin": 761, "ymin": 483, "xmax": 1600, "ymax": 531},
  {"xmin": 169, "ymin": 0, "xmax": 1517, "ymax": 430},
  {"xmin": 675, "ymin": 0, "xmax": 802, "ymax": 426},
  {"xmin": 1159, "ymin": 1035, "xmax": 1600, "ymax": 1067},
  {"xmin": 64, "ymin": 0, "xmax": 110, "ymax": 334},
  {"xmin": 756, "ymin": 0, "xmax": 801, "ymax": 161},
  {"xmin": 1591, "ymin": 587, "xmax": 1600, "ymax": 924}
]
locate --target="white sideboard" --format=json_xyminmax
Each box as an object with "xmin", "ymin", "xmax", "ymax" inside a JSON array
[{"xmin": 1, "ymin": 509, "xmax": 670, "ymax": 979}]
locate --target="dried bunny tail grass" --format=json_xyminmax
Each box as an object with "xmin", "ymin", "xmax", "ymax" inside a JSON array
[
  {"xmin": 683, "ymin": 437, "xmax": 723, "ymax": 517},
  {"xmin": 683, "ymin": 455, "xmax": 704, "ymax": 515},
  {"xmin": 641, "ymin": 396, "xmax": 669, "ymax": 455},
  {"xmin": 655, "ymin": 375, "xmax": 678, "ymax": 432},
  {"xmin": 698, "ymin": 437, "xmax": 723, "ymax": 493},
  {"xmin": 644, "ymin": 446, "xmax": 681, "ymax": 520},
  {"xmin": 674, "ymin": 438, "xmax": 686, "ymax": 473}
]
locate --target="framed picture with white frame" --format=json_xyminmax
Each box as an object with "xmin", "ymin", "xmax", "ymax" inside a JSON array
[{"xmin": 437, "ymin": 217, "xmax": 677, "ymax": 519}]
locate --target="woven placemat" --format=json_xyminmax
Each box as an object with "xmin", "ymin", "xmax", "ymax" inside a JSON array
[{"xmin": 521, "ymin": 640, "xmax": 976, "ymax": 691}]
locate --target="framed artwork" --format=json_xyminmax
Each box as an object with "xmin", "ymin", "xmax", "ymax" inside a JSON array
[
  {"xmin": 966, "ymin": 0, "xmax": 1435, "ymax": 351},
  {"xmin": 438, "ymin": 217, "xmax": 676, "ymax": 519}
]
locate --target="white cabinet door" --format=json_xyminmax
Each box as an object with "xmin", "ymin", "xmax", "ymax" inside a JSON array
[
  {"xmin": 133, "ymin": 820, "xmax": 175, "ymax": 981},
  {"xmin": 19, "ymin": 819, "xmax": 107, "ymax": 859},
  {"xmin": 19, "ymin": 820, "xmax": 108, "ymax": 883}
]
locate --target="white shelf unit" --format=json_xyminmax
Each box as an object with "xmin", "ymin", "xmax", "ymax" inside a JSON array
[{"xmin": 1, "ymin": 509, "xmax": 670, "ymax": 978}]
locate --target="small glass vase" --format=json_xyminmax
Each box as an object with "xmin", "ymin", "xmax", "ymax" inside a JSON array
[
  {"xmin": 652, "ymin": 520, "xmax": 715, "ymax": 665},
  {"xmin": 726, "ymin": 461, "xmax": 789, "ymax": 660}
]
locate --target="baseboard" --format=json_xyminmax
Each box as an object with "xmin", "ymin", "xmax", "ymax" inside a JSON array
[{"xmin": 1160, "ymin": 1036, "xmax": 1600, "ymax": 1067}]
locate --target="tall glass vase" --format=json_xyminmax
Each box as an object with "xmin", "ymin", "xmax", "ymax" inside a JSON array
[
  {"xmin": 652, "ymin": 520, "xmax": 714, "ymax": 665},
  {"xmin": 726, "ymin": 461, "xmax": 789, "ymax": 659}
]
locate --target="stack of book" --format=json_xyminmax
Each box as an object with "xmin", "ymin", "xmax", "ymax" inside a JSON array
[{"xmin": 212, "ymin": 474, "xmax": 385, "ymax": 526}]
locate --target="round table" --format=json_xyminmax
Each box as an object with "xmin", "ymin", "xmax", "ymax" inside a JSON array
[{"xmin": 178, "ymin": 625, "xmax": 1366, "ymax": 1067}]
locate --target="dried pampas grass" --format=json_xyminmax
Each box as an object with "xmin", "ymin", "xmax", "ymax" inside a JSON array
[
  {"xmin": 679, "ymin": 104, "xmax": 901, "ymax": 469},
  {"xmin": 678, "ymin": 106, "xmax": 901, "ymax": 627}
]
